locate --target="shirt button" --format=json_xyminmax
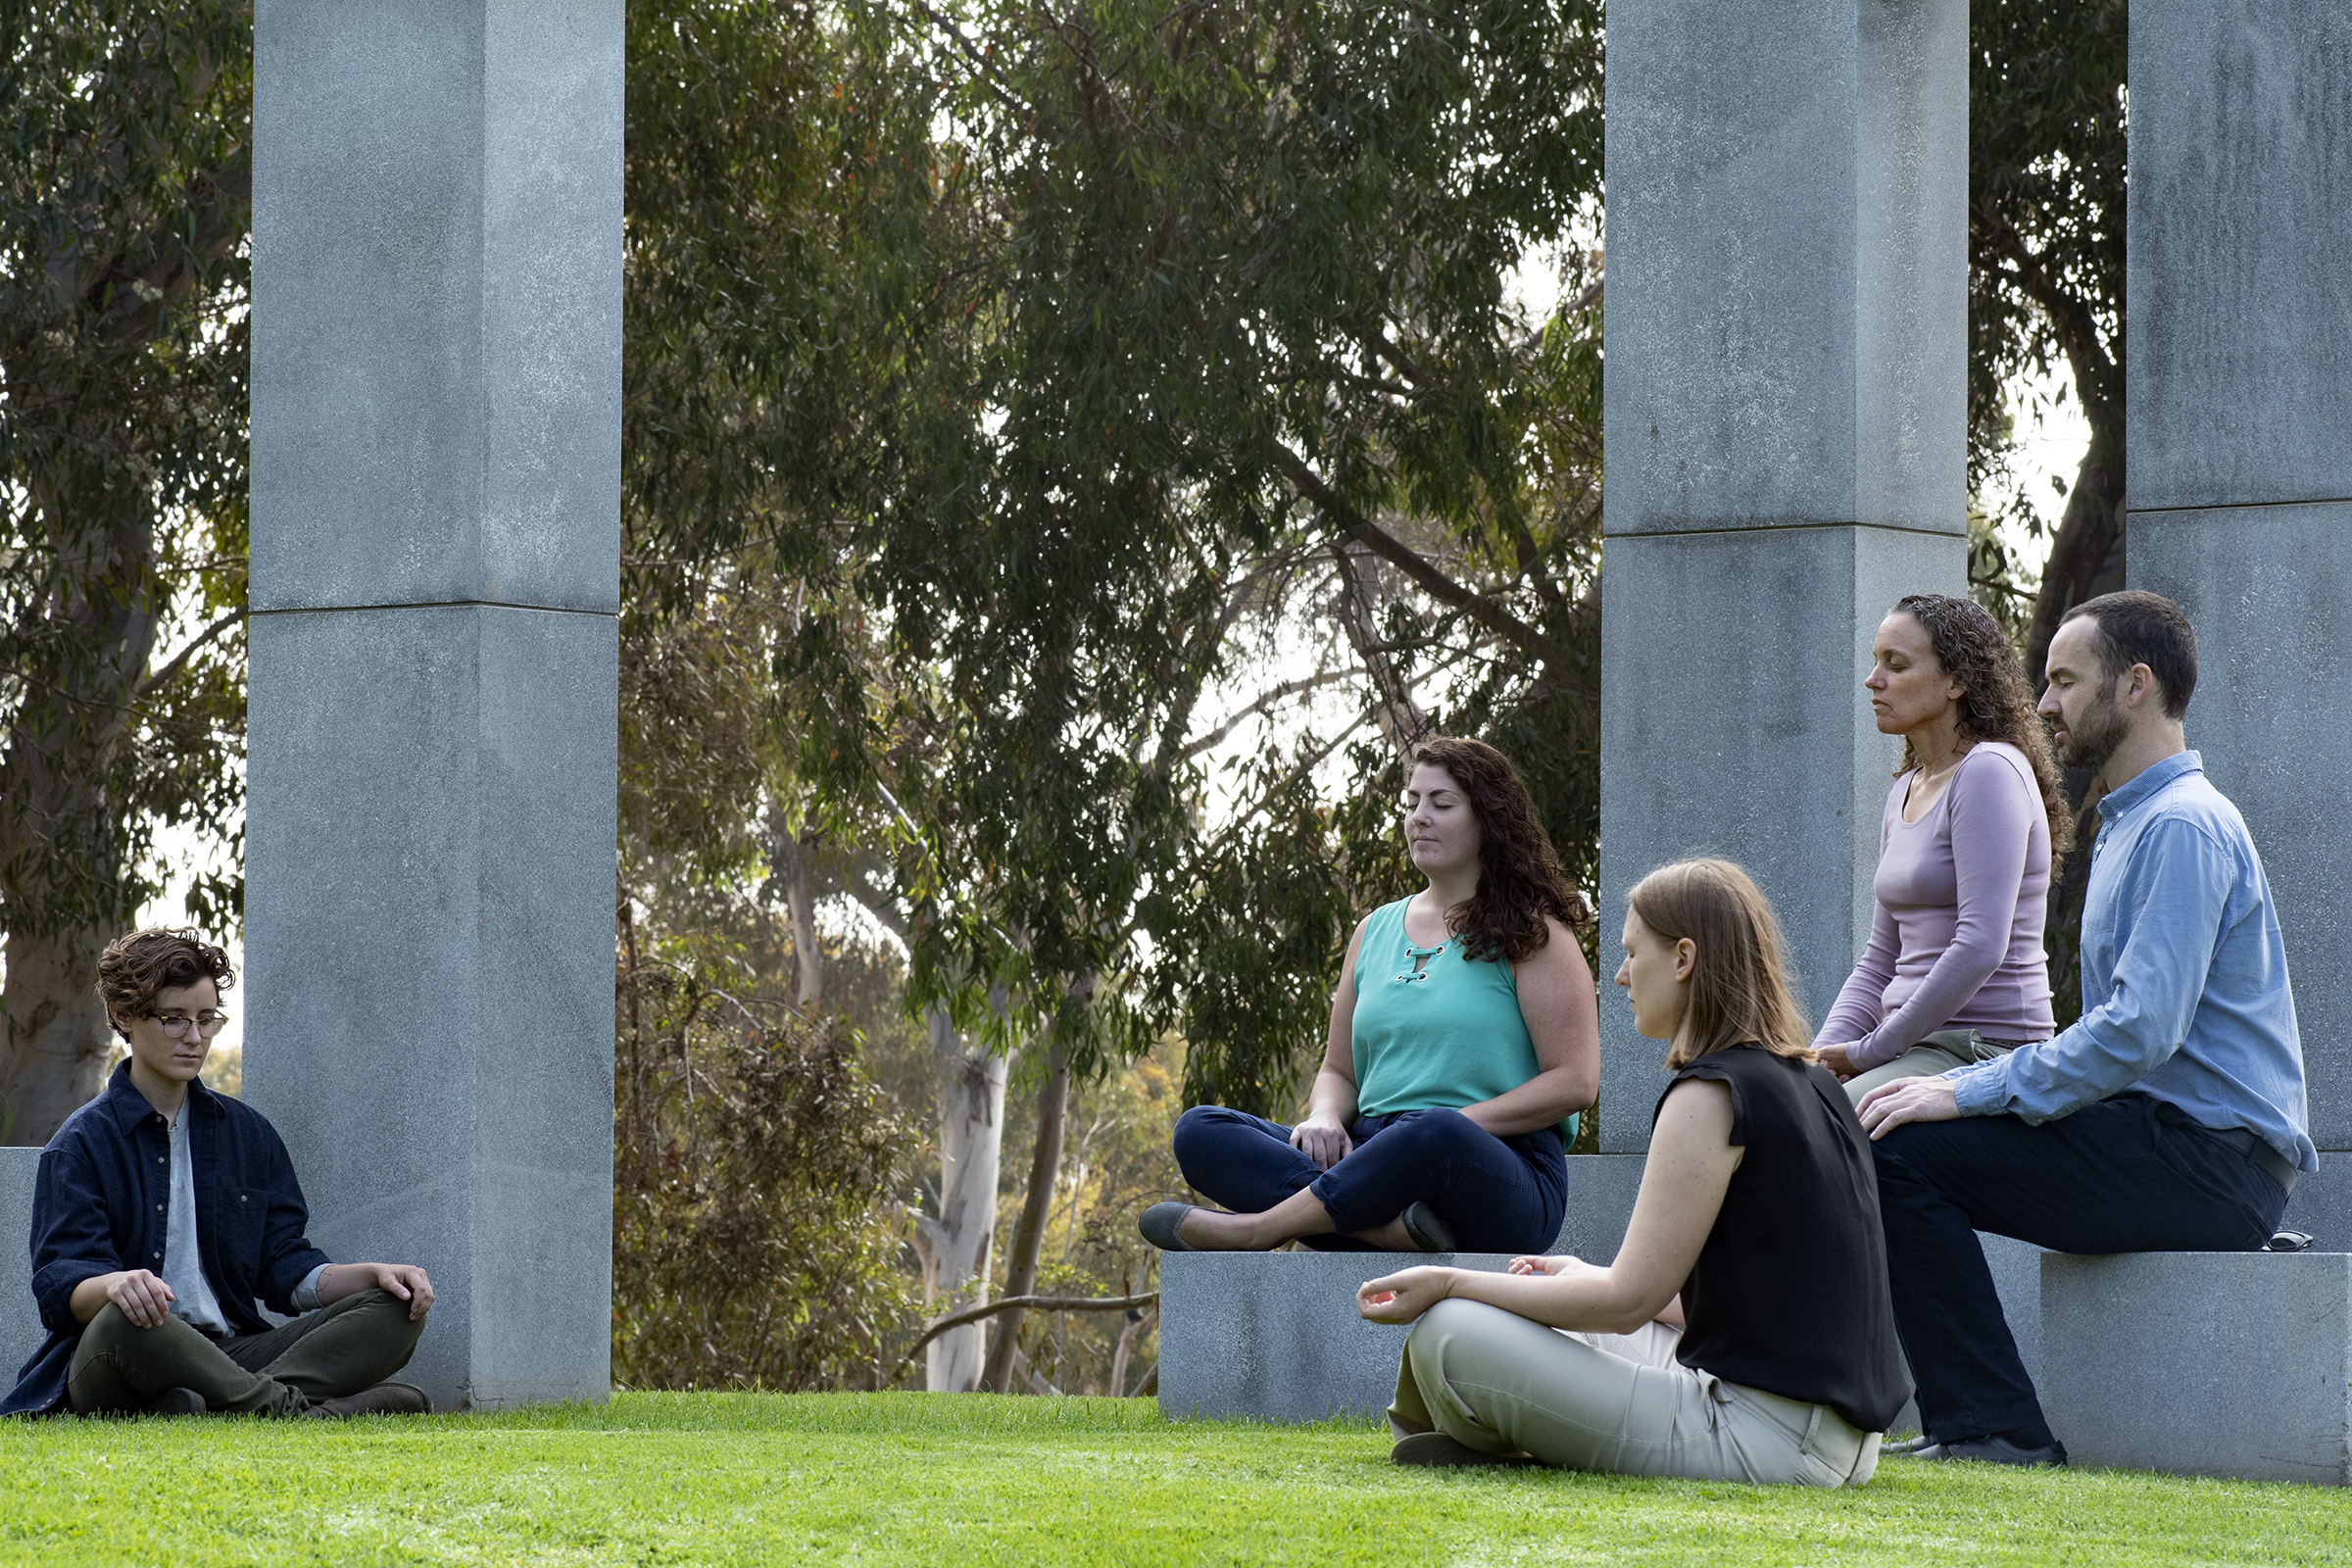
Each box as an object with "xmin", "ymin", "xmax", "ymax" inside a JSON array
[{"xmin": 156, "ymin": 1204, "xmax": 164, "ymax": 1212}]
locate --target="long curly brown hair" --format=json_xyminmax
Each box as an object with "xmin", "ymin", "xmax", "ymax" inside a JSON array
[
  {"xmin": 1406, "ymin": 736, "xmax": 1592, "ymax": 963},
  {"xmin": 1889, "ymin": 594, "xmax": 2073, "ymax": 854}
]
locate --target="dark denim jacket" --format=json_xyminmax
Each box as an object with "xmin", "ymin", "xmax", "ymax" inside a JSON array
[{"xmin": 3, "ymin": 1063, "xmax": 332, "ymax": 1416}]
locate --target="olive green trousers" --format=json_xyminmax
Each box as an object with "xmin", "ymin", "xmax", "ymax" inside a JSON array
[{"xmin": 67, "ymin": 1287, "xmax": 424, "ymax": 1418}]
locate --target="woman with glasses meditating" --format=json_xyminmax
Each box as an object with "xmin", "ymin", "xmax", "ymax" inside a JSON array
[
  {"xmin": 1359, "ymin": 859, "xmax": 1910, "ymax": 1483},
  {"xmin": 1139, "ymin": 736, "xmax": 1597, "ymax": 1256},
  {"xmin": 3, "ymin": 928, "xmax": 438, "ymax": 1420}
]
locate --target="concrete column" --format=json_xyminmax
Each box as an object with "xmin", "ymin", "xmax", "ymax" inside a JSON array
[
  {"xmin": 1593, "ymin": 0, "xmax": 1968, "ymax": 1153},
  {"xmin": 2123, "ymin": 2, "xmax": 2352, "ymax": 1233},
  {"xmin": 246, "ymin": 1, "xmax": 621, "ymax": 1407}
]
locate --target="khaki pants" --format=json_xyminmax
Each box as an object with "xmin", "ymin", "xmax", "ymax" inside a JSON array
[
  {"xmin": 1841, "ymin": 1028, "xmax": 2022, "ymax": 1106},
  {"xmin": 68, "ymin": 1288, "xmax": 425, "ymax": 1417},
  {"xmin": 1390, "ymin": 1298, "xmax": 1880, "ymax": 1486}
]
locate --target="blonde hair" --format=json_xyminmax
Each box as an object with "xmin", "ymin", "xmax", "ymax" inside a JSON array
[{"xmin": 1625, "ymin": 858, "xmax": 1812, "ymax": 1070}]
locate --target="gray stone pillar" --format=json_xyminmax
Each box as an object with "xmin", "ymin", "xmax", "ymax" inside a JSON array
[
  {"xmin": 246, "ymin": 1, "xmax": 621, "ymax": 1407},
  {"xmin": 1593, "ymin": 0, "xmax": 1968, "ymax": 1154},
  {"xmin": 2123, "ymin": 2, "xmax": 2352, "ymax": 1232}
]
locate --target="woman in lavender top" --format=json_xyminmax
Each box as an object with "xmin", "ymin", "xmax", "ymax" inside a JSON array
[{"xmin": 1816, "ymin": 595, "xmax": 2073, "ymax": 1103}]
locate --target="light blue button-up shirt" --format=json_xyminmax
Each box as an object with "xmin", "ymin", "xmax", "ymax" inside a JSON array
[{"xmin": 1947, "ymin": 750, "xmax": 2317, "ymax": 1174}]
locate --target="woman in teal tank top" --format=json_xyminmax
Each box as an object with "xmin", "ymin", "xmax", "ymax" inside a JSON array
[{"xmin": 1140, "ymin": 738, "xmax": 1600, "ymax": 1254}]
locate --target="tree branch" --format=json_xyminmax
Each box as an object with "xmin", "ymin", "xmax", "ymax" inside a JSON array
[
  {"xmin": 1180, "ymin": 667, "xmax": 1365, "ymax": 759},
  {"xmin": 132, "ymin": 607, "xmax": 245, "ymax": 703},
  {"xmin": 886, "ymin": 1291, "xmax": 1160, "ymax": 1388},
  {"xmin": 1272, "ymin": 447, "xmax": 1592, "ymax": 700}
]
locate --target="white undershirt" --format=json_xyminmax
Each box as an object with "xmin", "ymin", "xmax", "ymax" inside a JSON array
[{"xmin": 163, "ymin": 1108, "xmax": 326, "ymax": 1333}]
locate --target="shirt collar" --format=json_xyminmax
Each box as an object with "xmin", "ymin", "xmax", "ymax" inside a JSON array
[
  {"xmin": 99, "ymin": 1057, "xmax": 221, "ymax": 1131},
  {"xmin": 2097, "ymin": 749, "xmax": 2202, "ymax": 822}
]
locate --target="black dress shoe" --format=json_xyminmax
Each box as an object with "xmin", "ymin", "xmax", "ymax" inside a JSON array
[
  {"xmin": 148, "ymin": 1388, "xmax": 207, "ymax": 1418},
  {"xmin": 1392, "ymin": 1431, "xmax": 1539, "ymax": 1467},
  {"xmin": 1138, "ymin": 1201, "xmax": 1198, "ymax": 1251},
  {"xmin": 1916, "ymin": 1434, "xmax": 2067, "ymax": 1467},
  {"xmin": 1398, "ymin": 1202, "xmax": 1456, "ymax": 1252}
]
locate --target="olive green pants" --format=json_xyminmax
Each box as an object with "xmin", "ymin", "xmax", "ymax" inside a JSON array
[
  {"xmin": 1390, "ymin": 1299, "xmax": 1880, "ymax": 1486},
  {"xmin": 1841, "ymin": 1028, "xmax": 2024, "ymax": 1106},
  {"xmin": 67, "ymin": 1287, "xmax": 425, "ymax": 1418}
]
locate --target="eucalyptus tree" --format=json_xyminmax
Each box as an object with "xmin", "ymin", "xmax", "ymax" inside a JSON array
[
  {"xmin": 1968, "ymin": 0, "xmax": 2126, "ymax": 680},
  {"xmin": 858, "ymin": 0, "xmax": 1607, "ymax": 1385},
  {"xmin": 0, "ymin": 2, "xmax": 250, "ymax": 1143}
]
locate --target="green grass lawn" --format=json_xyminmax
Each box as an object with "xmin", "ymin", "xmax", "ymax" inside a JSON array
[{"xmin": 2, "ymin": 1393, "xmax": 2347, "ymax": 1566}]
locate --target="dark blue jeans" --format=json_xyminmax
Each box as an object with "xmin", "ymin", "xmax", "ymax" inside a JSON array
[
  {"xmin": 1873, "ymin": 1092, "xmax": 2288, "ymax": 1443},
  {"xmin": 1171, "ymin": 1104, "xmax": 1567, "ymax": 1254}
]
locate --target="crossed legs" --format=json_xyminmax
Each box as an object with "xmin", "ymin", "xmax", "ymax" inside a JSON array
[
  {"xmin": 68, "ymin": 1288, "xmax": 427, "ymax": 1417},
  {"xmin": 1170, "ymin": 1105, "xmax": 1566, "ymax": 1253}
]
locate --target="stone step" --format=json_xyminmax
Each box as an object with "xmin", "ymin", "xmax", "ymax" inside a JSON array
[
  {"xmin": 1156, "ymin": 1250, "xmax": 1526, "ymax": 1423},
  {"xmin": 2040, "ymin": 1250, "xmax": 2352, "ymax": 1485}
]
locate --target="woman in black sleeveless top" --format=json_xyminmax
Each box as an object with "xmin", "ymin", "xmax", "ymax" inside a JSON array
[{"xmin": 1358, "ymin": 858, "xmax": 1911, "ymax": 1483}]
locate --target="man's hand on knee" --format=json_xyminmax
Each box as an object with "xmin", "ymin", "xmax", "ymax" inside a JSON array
[
  {"xmin": 320, "ymin": 1261, "xmax": 436, "ymax": 1320},
  {"xmin": 1856, "ymin": 1077, "xmax": 1960, "ymax": 1140}
]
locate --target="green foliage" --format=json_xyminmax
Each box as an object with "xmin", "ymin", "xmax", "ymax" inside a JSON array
[
  {"xmin": 617, "ymin": 0, "xmax": 1614, "ymax": 1126},
  {"xmin": 0, "ymin": 0, "xmax": 251, "ymax": 941},
  {"xmin": 1968, "ymin": 0, "xmax": 2127, "ymax": 679},
  {"xmin": 5, "ymin": 1394, "xmax": 2351, "ymax": 1565},
  {"xmin": 864, "ymin": 0, "xmax": 1607, "ymax": 1097},
  {"xmin": 1967, "ymin": 0, "xmax": 2126, "ymax": 491},
  {"xmin": 612, "ymin": 918, "xmax": 920, "ymax": 1392}
]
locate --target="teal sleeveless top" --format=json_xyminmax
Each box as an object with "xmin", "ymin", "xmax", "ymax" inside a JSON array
[{"xmin": 1349, "ymin": 897, "xmax": 1576, "ymax": 1145}]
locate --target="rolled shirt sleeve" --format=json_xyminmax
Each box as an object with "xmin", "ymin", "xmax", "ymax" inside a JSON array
[
  {"xmin": 25, "ymin": 1149, "xmax": 124, "ymax": 1335},
  {"xmin": 1950, "ymin": 817, "xmax": 2232, "ymax": 1122},
  {"xmin": 291, "ymin": 1263, "xmax": 330, "ymax": 1312}
]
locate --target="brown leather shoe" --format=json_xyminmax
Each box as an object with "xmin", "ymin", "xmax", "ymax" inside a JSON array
[{"xmin": 301, "ymin": 1382, "xmax": 433, "ymax": 1419}]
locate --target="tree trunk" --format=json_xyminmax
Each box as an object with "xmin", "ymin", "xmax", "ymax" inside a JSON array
[
  {"xmin": 773, "ymin": 829, "xmax": 823, "ymax": 1009},
  {"xmin": 2022, "ymin": 412, "xmax": 2126, "ymax": 686},
  {"xmin": 979, "ymin": 1035, "xmax": 1069, "ymax": 1395},
  {"xmin": 1334, "ymin": 541, "xmax": 1429, "ymax": 759},
  {"xmin": 0, "ymin": 923, "xmax": 118, "ymax": 1145},
  {"xmin": 910, "ymin": 1004, "xmax": 1010, "ymax": 1392}
]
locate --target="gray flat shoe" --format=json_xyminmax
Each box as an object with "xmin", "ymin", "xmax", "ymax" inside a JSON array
[
  {"xmin": 1392, "ymin": 1431, "xmax": 1538, "ymax": 1467},
  {"xmin": 1881, "ymin": 1432, "xmax": 1936, "ymax": 1455},
  {"xmin": 1398, "ymin": 1201, "xmax": 1455, "ymax": 1252},
  {"xmin": 1138, "ymin": 1200, "xmax": 1198, "ymax": 1251}
]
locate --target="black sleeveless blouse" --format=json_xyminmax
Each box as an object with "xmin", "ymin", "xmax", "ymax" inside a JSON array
[{"xmin": 1655, "ymin": 1044, "xmax": 1912, "ymax": 1433}]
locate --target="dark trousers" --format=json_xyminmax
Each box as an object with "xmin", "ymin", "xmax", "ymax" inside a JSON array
[
  {"xmin": 67, "ymin": 1288, "xmax": 426, "ymax": 1417},
  {"xmin": 1872, "ymin": 1093, "xmax": 2287, "ymax": 1442},
  {"xmin": 1172, "ymin": 1103, "xmax": 1567, "ymax": 1253}
]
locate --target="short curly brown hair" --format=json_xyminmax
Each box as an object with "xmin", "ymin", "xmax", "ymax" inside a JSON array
[{"xmin": 96, "ymin": 928, "xmax": 235, "ymax": 1039}]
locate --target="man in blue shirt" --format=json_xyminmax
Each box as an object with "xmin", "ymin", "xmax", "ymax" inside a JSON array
[
  {"xmin": 4, "ymin": 929, "xmax": 437, "ymax": 1418},
  {"xmin": 1859, "ymin": 591, "xmax": 2315, "ymax": 1467}
]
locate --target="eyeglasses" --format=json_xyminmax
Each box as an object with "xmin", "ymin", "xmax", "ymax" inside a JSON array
[{"xmin": 152, "ymin": 1011, "xmax": 230, "ymax": 1039}]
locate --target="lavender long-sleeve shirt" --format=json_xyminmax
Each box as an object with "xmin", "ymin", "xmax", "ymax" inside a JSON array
[{"xmin": 1816, "ymin": 741, "xmax": 2055, "ymax": 1069}]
